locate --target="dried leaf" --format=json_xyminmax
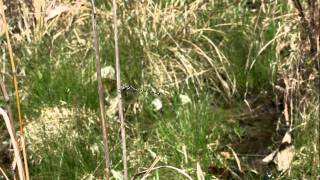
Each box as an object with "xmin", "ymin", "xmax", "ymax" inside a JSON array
[
  {"xmin": 262, "ymin": 132, "xmax": 294, "ymax": 171},
  {"xmin": 275, "ymin": 145, "xmax": 294, "ymax": 171},
  {"xmin": 45, "ymin": 5, "xmax": 70, "ymax": 22},
  {"xmin": 276, "ymin": 132, "xmax": 294, "ymax": 171},
  {"xmin": 281, "ymin": 132, "xmax": 292, "ymax": 144},
  {"xmin": 262, "ymin": 150, "xmax": 277, "ymax": 163}
]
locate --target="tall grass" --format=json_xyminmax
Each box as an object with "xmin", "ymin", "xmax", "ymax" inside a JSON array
[{"xmin": 0, "ymin": 0, "xmax": 318, "ymax": 179}]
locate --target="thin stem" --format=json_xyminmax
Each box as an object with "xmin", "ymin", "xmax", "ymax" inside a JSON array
[
  {"xmin": 0, "ymin": 108, "xmax": 25, "ymax": 180},
  {"xmin": 0, "ymin": 78, "xmax": 15, "ymax": 132},
  {"xmin": 112, "ymin": 0, "xmax": 128, "ymax": 179},
  {"xmin": 91, "ymin": 0, "xmax": 111, "ymax": 179},
  {"xmin": 0, "ymin": 166, "xmax": 9, "ymax": 180}
]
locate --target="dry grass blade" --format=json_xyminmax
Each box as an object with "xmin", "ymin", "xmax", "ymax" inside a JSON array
[
  {"xmin": 0, "ymin": 108, "xmax": 25, "ymax": 180},
  {"xmin": 249, "ymin": 31, "xmax": 286, "ymax": 70},
  {"xmin": 135, "ymin": 166, "xmax": 193, "ymax": 180},
  {"xmin": 32, "ymin": 0, "xmax": 45, "ymax": 39},
  {"xmin": 0, "ymin": 79, "xmax": 14, "ymax": 132},
  {"xmin": 196, "ymin": 162, "xmax": 205, "ymax": 180},
  {"xmin": 187, "ymin": 39, "xmax": 234, "ymax": 98},
  {"xmin": 0, "ymin": 166, "xmax": 9, "ymax": 180},
  {"xmin": 141, "ymin": 156, "xmax": 161, "ymax": 180},
  {"xmin": 90, "ymin": 0, "xmax": 111, "ymax": 179},
  {"xmin": 227, "ymin": 146, "xmax": 242, "ymax": 173}
]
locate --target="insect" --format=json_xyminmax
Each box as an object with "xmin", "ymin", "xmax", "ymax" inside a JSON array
[
  {"xmin": 121, "ymin": 84, "xmax": 139, "ymax": 93},
  {"xmin": 121, "ymin": 84, "xmax": 160, "ymax": 96}
]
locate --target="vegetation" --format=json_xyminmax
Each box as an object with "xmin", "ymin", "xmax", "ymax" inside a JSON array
[{"xmin": 0, "ymin": 0, "xmax": 319, "ymax": 179}]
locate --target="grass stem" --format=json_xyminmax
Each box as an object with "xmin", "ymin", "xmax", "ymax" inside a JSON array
[
  {"xmin": 91, "ymin": 0, "xmax": 111, "ymax": 179},
  {"xmin": 112, "ymin": 0, "xmax": 129, "ymax": 179}
]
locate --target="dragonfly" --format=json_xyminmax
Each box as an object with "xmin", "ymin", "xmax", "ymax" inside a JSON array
[{"xmin": 121, "ymin": 84, "xmax": 160, "ymax": 96}]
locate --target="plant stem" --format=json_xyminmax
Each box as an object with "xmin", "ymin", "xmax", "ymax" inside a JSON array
[
  {"xmin": 91, "ymin": 0, "xmax": 111, "ymax": 179},
  {"xmin": 112, "ymin": 0, "xmax": 129, "ymax": 179}
]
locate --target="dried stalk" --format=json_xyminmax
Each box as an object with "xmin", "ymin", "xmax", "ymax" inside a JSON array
[
  {"xmin": 112, "ymin": 0, "xmax": 128, "ymax": 179},
  {"xmin": 90, "ymin": 0, "xmax": 111, "ymax": 179},
  {"xmin": 0, "ymin": 1, "xmax": 29, "ymax": 179},
  {"xmin": 291, "ymin": 0, "xmax": 319, "ymax": 61},
  {"xmin": 0, "ymin": 78, "xmax": 15, "ymax": 131},
  {"xmin": 141, "ymin": 156, "xmax": 161, "ymax": 180},
  {"xmin": 0, "ymin": 166, "xmax": 9, "ymax": 180},
  {"xmin": 0, "ymin": 108, "xmax": 25, "ymax": 180}
]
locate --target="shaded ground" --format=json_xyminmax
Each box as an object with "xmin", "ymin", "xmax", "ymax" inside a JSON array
[{"xmin": 208, "ymin": 92, "xmax": 288, "ymax": 179}]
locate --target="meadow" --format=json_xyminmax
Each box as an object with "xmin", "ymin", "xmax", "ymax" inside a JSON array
[{"xmin": 0, "ymin": 0, "xmax": 319, "ymax": 179}]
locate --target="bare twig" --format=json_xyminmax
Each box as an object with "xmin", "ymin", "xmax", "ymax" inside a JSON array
[
  {"xmin": 90, "ymin": 0, "xmax": 111, "ymax": 179},
  {"xmin": 112, "ymin": 0, "xmax": 128, "ymax": 179},
  {"xmin": 0, "ymin": 1, "xmax": 29, "ymax": 179}
]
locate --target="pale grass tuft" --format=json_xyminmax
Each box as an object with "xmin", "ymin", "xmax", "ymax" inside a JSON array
[{"xmin": 24, "ymin": 106, "xmax": 98, "ymax": 162}]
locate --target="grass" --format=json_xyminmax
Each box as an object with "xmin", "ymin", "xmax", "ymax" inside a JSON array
[
  {"xmin": 0, "ymin": 0, "xmax": 318, "ymax": 179},
  {"xmin": 25, "ymin": 107, "xmax": 107, "ymax": 179},
  {"xmin": 24, "ymin": 92, "xmax": 239, "ymax": 179}
]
